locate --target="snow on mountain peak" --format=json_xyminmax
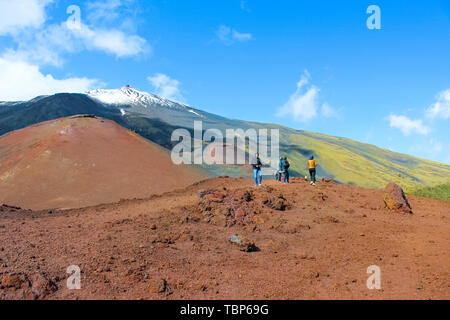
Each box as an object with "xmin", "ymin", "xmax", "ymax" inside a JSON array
[
  {"xmin": 87, "ymin": 86, "xmax": 184, "ymax": 108},
  {"xmin": 86, "ymin": 86, "xmax": 204, "ymax": 118}
]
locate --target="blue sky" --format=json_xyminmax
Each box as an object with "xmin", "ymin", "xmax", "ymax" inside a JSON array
[{"xmin": 0, "ymin": 0, "xmax": 449, "ymax": 163}]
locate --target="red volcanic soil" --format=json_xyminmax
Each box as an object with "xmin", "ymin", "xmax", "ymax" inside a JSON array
[
  {"xmin": 0, "ymin": 115, "xmax": 206, "ymax": 210},
  {"xmin": 0, "ymin": 177, "xmax": 448, "ymax": 300}
]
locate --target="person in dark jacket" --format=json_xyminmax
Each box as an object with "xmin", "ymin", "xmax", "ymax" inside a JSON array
[
  {"xmin": 252, "ymin": 153, "xmax": 263, "ymax": 186},
  {"xmin": 283, "ymin": 156, "xmax": 290, "ymax": 184}
]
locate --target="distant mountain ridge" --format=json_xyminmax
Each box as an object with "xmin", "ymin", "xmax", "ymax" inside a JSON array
[{"xmin": 1, "ymin": 86, "xmax": 450, "ymax": 192}]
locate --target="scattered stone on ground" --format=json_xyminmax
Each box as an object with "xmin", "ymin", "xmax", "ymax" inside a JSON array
[
  {"xmin": 229, "ymin": 234, "xmax": 258, "ymax": 252},
  {"xmin": 148, "ymin": 278, "xmax": 167, "ymax": 294},
  {"xmin": 383, "ymin": 182, "xmax": 413, "ymax": 214}
]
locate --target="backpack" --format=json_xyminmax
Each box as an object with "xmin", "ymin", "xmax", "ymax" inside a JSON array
[{"xmin": 284, "ymin": 160, "xmax": 290, "ymax": 169}]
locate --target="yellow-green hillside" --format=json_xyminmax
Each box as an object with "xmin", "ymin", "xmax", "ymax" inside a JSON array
[
  {"xmin": 412, "ymin": 183, "xmax": 450, "ymax": 202},
  {"xmin": 283, "ymin": 130, "xmax": 450, "ymax": 193}
]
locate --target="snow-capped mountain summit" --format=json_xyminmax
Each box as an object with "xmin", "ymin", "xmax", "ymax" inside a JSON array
[
  {"xmin": 87, "ymin": 85, "xmax": 186, "ymax": 109},
  {"xmin": 86, "ymin": 85, "xmax": 204, "ymax": 119}
]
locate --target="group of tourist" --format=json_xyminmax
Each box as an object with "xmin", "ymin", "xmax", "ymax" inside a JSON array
[{"xmin": 251, "ymin": 153, "xmax": 318, "ymax": 186}]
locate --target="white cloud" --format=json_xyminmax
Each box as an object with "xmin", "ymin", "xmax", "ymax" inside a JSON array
[
  {"xmin": 277, "ymin": 70, "xmax": 320, "ymax": 122},
  {"xmin": 74, "ymin": 24, "xmax": 148, "ymax": 58},
  {"xmin": 1, "ymin": 0, "xmax": 148, "ymax": 68},
  {"xmin": 216, "ymin": 25, "xmax": 252, "ymax": 45},
  {"xmin": 0, "ymin": 0, "xmax": 52, "ymax": 35},
  {"xmin": 387, "ymin": 115, "xmax": 430, "ymax": 136},
  {"xmin": 86, "ymin": 0, "xmax": 123, "ymax": 24},
  {"xmin": 0, "ymin": 56, "xmax": 100, "ymax": 101},
  {"xmin": 148, "ymin": 73, "xmax": 185, "ymax": 103},
  {"xmin": 321, "ymin": 103, "xmax": 340, "ymax": 119},
  {"xmin": 0, "ymin": 0, "xmax": 147, "ymax": 101},
  {"xmin": 16, "ymin": 21, "xmax": 148, "ymax": 66},
  {"xmin": 426, "ymin": 89, "xmax": 450, "ymax": 120},
  {"xmin": 86, "ymin": 0, "xmax": 140, "ymax": 33}
]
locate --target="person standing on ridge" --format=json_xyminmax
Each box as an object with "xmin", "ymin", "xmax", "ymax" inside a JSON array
[
  {"xmin": 283, "ymin": 156, "xmax": 290, "ymax": 184},
  {"xmin": 276, "ymin": 156, "xmax": 284, "ymax": 182},
  {"xmin": 307, "ymin": 155, "xmax": 318, "ymax": 186},
  {"xmin": 252, "ymin": 153, "xmax": 263, "ymax": 186}
]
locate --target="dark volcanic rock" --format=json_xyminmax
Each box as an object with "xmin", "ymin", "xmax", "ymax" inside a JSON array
[{"xmin": 383, "ymin": 182, "xmax": 413, "ymax": 214}]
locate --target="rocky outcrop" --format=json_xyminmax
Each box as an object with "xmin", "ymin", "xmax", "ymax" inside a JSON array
[
  {"xmin": 197, "ymin": 186, "xmax": 291, "ymax": 227},
  {"xmin": 383, "ymin": 182, "xmax": 413, "ymax": 214}
]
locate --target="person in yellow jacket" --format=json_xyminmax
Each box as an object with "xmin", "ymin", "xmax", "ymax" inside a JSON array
[{"xmin": 307, "ymin": 156, "xmax": 318, "ymax": 186}]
